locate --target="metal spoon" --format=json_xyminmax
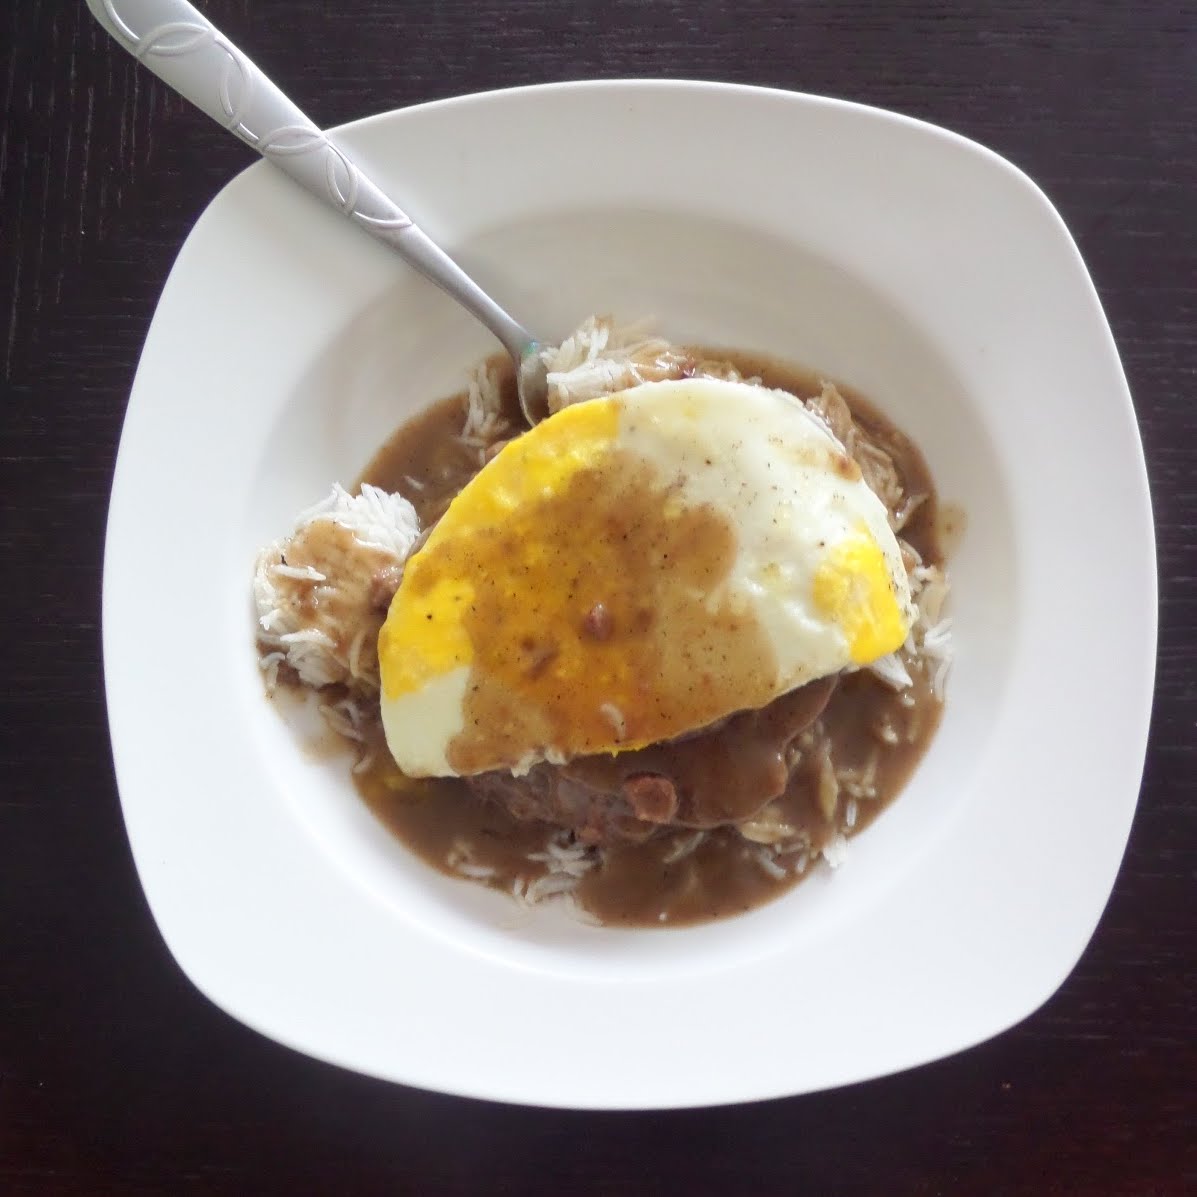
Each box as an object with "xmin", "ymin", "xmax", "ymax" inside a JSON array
[{"xmin": 84, "ymin": 0, "xmax": 550, "ymax": 424}]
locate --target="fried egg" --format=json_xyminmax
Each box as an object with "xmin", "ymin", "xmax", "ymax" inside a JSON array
[{"xmin": 379, "ymin": 377, "xmax": 914, "ymax": 777}]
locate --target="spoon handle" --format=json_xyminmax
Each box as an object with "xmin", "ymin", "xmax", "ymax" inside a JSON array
[{"xmin": 85, "ymin": 0, "xmax": 536, "ymax": 362}]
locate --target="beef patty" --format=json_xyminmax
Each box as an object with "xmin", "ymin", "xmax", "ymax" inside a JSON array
[{"xmin": 466, "ymin": 676, "xmax": 837, "ymax": 844}]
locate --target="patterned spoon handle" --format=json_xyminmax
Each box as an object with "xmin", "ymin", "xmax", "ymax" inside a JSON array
[{"xmin": 84, "ymin": 0, "xmax": 540, "ymax": 370}]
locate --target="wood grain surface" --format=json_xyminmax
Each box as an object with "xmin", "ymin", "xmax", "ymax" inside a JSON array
[{"xmin": 2, "ymin": 2, "xmax": 1193, "ymax": 1193}]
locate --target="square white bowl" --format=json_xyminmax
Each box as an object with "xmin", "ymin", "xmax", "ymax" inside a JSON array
[{"xmin": 103, "ymin": 81, "xmax": 1155, "ymax": 1108}]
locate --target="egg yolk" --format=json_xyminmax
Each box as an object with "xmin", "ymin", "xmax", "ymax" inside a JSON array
[
  {"xmin": 380, "ymin": 399, "xmax": 620, "ymax": 700},
  {"xmin": 812, "ymin": 534, "xmax": 907, "ymax": 663}
]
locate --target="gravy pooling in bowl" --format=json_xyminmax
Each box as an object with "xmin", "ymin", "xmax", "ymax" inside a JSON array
[{"xmin": 334, "ymin": 348, "xmax": 952, "ymax": 927}]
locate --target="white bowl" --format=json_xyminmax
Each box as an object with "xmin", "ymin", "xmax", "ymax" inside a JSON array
[{"xmin": 103, "ymin": 81, "xmax": 1156, "ymax": 1108}]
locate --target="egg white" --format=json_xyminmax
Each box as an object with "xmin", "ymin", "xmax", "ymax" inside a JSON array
[
  {"xmin": 380, "ymin": 377, "xmax": 913, "ymax": 777},
  {"xmin": 615, "ymin": 378, "xmax": 913, "ymax": 689}
]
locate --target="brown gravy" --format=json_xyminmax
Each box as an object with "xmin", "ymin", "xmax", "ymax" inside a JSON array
[{"xmin": 352, "ymin": 350, "xmax": 946, "ymax": 927}]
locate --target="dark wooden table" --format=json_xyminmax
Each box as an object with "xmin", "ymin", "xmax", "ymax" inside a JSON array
[{"xmin": 3, "ymin": 2, "xmax": 1193, "ymax": 1193}]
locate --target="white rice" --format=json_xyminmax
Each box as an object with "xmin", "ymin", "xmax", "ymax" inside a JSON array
[
  {"xmin": 318, "ymin": 695, "xmax": 369, "ymax": 743},
  {"xmin": 524, "ymin": 871, "xmax": 585, "ymax": 904},
  {"xmin": 821, "ymin": 834, "xmax": 850, "ymax": 869},
  {"xmin": 816, "ymin": 750, "xmax": 840, "ymax": 821},
  {"xmin": 922, "ymin": 617, "xmax": 954, "ymax": 698},
  {"xmin": 540, "ymin": 315, "xmax": 685, "ymax": 412},
  {"xmin": 754, "ymin": 848, "xmax": 788, "ymax": 882},
  {"xmin": 892, "ymin": 491, "xmax": 927, "ymax": 532},
  {"xmin": 527, "ymin": 832, "xmax": 600, "ymax": 880},
  {"xmin": 868, "ymin": 651, "xmax": 914, "ymax": 691},
  {"xmin": 254, "ymin": 483, "xmax": 420, "ymax": 690},
  {"xmin": 599, "ymin": 702, "xmax": 627, "ymax": 742},
  {"xmin": 271, "ymin": 563, "xmax": 326, "ymax": 583},
  {"xmin": 838, "ymin": 751, "xmax": 879, "ymax": 801},
  {"xmin": 259, "ymin": 650, "xmax": 285, "ymax": 694},
  {"xmin": 873, "ymin": 718, "xmax": 901, "ymax": 747},
  {"xmin": 295, "ymin": 482, "xmax": 419, "ymax": 557},
  {"xmin": 447, "ymin": 839, "xmax": 497, "ymax": 882},
  {"xmin": 279, "ymin": 628, "xmax": 335, "ymax": 647},
  {"xmin": 662, "ymin": 830, "xmax": 706, "ymax": 864},
  {"xmin": 509, "ymin": 830, "xmax": 601, "ymax": 909},
  {"xmin": 461, "ymin": 359, "xmax": 508, "ymax": 443}
]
